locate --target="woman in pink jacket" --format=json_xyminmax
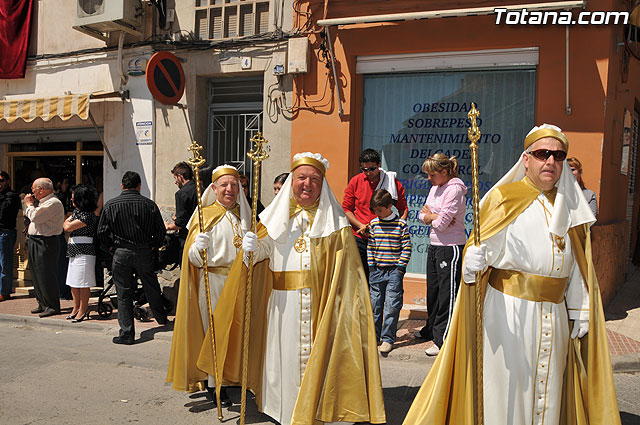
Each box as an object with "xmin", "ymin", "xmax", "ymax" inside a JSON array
[{"xmin": 414, "ymin": 153, "xmax": 467, "ymax": 356}]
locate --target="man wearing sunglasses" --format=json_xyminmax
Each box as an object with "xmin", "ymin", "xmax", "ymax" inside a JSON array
[
  {"xmin": 404, "ymin": 124, "xmax": 619, "ymax": 425},
  {"xmin": 342, "ymin": 149, "xmax": 408, "ymax": 280},
  {"xmin": 0, "ymin": 171, "xmax": 20, "ymax": 302}
]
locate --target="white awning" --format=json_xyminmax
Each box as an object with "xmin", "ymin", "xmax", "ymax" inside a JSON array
[{"xmin": 0, "ymin": 94, "xmax": 90, "ymax": 123}]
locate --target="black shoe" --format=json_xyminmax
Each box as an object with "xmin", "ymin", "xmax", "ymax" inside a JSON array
[
  {"xmin": 112, "ymin": 336, "xmax": 135, "ymax": 345},
  {"xmin": 206, "ymin": 385, "xmax": 232, "ymax": 408},
  {"xmin": 71, "ymin": 310, "xmax": 90, "ymax": 323},
  {"xmin": 31, "ymin": 306, "xmax": 44, "ymax": 314},
  {"xmin": 39, "ymin": 309, "xmax": 59, "ymax": 318}
]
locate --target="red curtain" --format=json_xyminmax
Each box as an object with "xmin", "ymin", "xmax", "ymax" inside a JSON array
[{"xmin": 0, "ymin": 0, "xmax": 33, "ymax": 79}]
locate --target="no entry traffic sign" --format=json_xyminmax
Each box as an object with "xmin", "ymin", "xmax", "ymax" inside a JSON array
[{"xmin": 146, "ymin": 51, "xmax": 186, "ymax": 105}]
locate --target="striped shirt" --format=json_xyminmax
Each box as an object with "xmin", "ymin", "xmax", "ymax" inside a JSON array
[
  {"xmin": 367, "ymin": 214, "xmax": 412, "ymax": 269},
  {"xmin": 97, "ymin": 190, "xmax": 166, "ymax": 249}
]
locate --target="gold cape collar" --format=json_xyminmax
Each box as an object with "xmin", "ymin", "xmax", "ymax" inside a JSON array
[
  {"xmin": 522, "ymin": 175, "xmax": 557, "ymax": 205},
  {"xmin": 289, "ymin": 197, "xmax": 319, "ymax": 224}
]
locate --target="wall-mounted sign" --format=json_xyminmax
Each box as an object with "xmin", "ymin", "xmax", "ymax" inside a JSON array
[
  {"xmin": 128, "ymin": 57, "xmax": 148, "ymax": 76},
  {"xmin": 135, "ymin": 121, "xmax": 152, "ymax": 145},
  {"xmin": 146, "ymin": 51, "xmax": 185, "ymax": 105}
]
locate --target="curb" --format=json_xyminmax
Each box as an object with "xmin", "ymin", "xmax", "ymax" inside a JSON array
[
  {"xmin": 611, "ymin": 354, "xmax": 640, "ymax": 373},
  {"xmin": 2, "ymin": 313, "xmax": 639, "ymax": 371},
  {"xmin": 0, "ymin": 313, "xmax": 175, "ymax": 343}
]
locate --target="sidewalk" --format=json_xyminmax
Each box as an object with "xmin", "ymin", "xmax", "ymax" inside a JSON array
[{"xmin": 2, "ymin": 264, "xmax": 640, "ymax": 368}]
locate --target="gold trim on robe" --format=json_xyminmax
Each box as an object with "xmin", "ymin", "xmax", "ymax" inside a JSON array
[
  {"xmin": 402, "ymin": 179, "xmax": 621, "ymax": 425},
  {"xmin": 198, "ymin": 225, "xmax": 386, "ymax": 424}
]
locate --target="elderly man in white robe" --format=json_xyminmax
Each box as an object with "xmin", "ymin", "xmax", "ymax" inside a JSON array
[
  {"xmin": 206, "ymin": 152, "xmax": 384, "ymax": 425},
  {"xmin": 403, "ymin": 124, "xmax": 620, "ymax": 425},
  {"xmin": 167, "ymin": 165, "xmax": 251, "ymax": 407}
]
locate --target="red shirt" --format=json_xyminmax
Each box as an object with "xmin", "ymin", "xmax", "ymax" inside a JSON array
[{"xmin": 342, "ymin": 173, "xmax": 408, "ymax": 240}]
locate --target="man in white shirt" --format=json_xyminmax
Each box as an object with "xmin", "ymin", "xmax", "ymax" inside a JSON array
[{"xmin": 24, "ymin": 177, "xmax": 64, "ymax": 317}]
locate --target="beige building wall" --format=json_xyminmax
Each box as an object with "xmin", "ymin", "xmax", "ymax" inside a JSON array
[{"xmin": 2, "ymin": 0, "xmax": 297, "ymax": 210}]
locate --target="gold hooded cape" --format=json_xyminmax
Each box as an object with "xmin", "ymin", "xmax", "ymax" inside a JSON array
[
  {"xmin": 196, "ymin": 225, "xmax": 386, "ymax": 424},
  {"xmin": 166, "ymin": 202, "xmax": 230, "ymax": 392},
  {"xmin": 403, "ymin": 179, "xmax": 620, "ymax": 425}
]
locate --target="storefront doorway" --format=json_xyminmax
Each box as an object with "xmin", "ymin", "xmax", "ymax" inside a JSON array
[{"xmin": 0, "ymin": 127, "xmax": 104, "ymax": 289}]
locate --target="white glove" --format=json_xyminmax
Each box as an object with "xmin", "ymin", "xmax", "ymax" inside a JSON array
[
  {"xmin": 462, "ymin": 244, "xmax": 488, "ymax": 283},
  {"xmin": 571, "ymin": 319, "xmax": 589, "ymax": 339},
  {"xmin": 242, "ymin": 232, "xmax": 258, "ymax": 253},
  {"xmin": 465, "ymin": 244, "xmax": 488, "ymax": 273},
  {"xmin": 194, "ymin": 233, "xmax": 210, "ymax": 251}
]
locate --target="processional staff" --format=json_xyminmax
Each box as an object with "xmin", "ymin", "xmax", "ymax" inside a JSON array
[
  {"xmin": 240, "ymin": 132, "xmax": 269, "ymax": 425},
  {"xmin": 467, "ymin": 103, "xmax": 484, "ymax": 425},
  {"xmin": 187, "ymin": 140, "xmax": 223, "ymax": 421}
]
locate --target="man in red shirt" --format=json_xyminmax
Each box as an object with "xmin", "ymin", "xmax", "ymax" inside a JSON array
[{"xmin": 342, "ymin": 149, "xmax": 408, "ymax": 280}]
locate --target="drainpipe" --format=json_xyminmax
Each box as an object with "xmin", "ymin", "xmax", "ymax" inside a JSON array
[
  {"xmin": 324, "ymin": 26, "xmax": 344, "ymax": 117},
  {"xmin": 565, "ymin": 25, "xmax": 572, "ymax": 115}
]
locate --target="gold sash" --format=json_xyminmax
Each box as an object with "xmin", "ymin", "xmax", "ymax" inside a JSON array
[
  {"xmin": 272, "ymin": 270, "xmax": 312, "ymax": 291},
  {"xmin": 489, "ymin": 268, "xmax": 568, "ymax": 304},
  {"xmin": 207, "ymin": 266, "xmax": 231, "ymax": 276}
]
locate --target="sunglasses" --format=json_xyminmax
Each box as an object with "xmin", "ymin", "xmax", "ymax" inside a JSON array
[
  {"xmin": 360, "ymin": 166, "xmax": 378, "ymax": 172},
  {"xmin": 526, "ymin": 149, "xmax": 567, "ymax": 162}
]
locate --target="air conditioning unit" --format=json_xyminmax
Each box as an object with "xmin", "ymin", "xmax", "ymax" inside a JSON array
[{"xmin": 73, "ymin": 0, "xmax": 142, "ymax": 42}]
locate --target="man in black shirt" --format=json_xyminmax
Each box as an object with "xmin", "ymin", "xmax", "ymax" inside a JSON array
[
  {"xmin": 97, "ymin": 171, "xmax": 168, "ymax": 345},
  {"xmin": 0, "ymin": 171, "xmax": 20, "ymax": 301},
  {"xmin": 165, "ymin": 162, "xmax": 198, "ymax": 256}
]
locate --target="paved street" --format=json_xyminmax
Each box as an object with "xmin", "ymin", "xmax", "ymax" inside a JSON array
[{"xmin": 1, "ymin": 321, "xmax": 639, "ymax": 424}]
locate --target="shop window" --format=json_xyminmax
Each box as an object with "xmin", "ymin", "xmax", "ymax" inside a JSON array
[
  {"xmin": 195, "ymin": 0, "xmax": 270, "ymax": 40},
  {"xmin": 361, "ymin": 69, "xmax": 535, "ymax": 275}
]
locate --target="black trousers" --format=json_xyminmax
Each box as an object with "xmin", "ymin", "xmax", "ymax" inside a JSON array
[
  {"xmin": 27, "ymin": 235, "xmax": 60, "ymax": 313},
  {"xmin": 112, "ymin": 247, "xmax": 167, "ymax": 340},
  {"xmin": 355, "ymin": 235, "xmax": 370, "ymax": 284},
  {"xmin": 423, "ymin": 244, "xmax": 464, "ymax": 348}
]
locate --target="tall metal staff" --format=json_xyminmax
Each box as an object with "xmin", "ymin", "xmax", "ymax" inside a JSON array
[
  {"xmin": 467, "ymin": 103, "xmax": 483, "ymax": 425},
  {"xmin": 240, "ymin": 132, "xmax": 269, "ymax": 425},
  {"xmin": 187, "ymin": 140, "xmax": 223, "ymax": 421}
]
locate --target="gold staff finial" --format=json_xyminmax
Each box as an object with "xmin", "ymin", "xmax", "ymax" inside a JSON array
[
  {"xmin": 187, "ymin": 140, "xmax": 206, "ymax": 168},
  {"xmin": 240, "ymin": 131, "xmax": 269, "ymax": 425},
  {"xmin": 187, "ymin": 140, "xmax": 223, "ymax": 421},
  {"xmin": 247, "ymin": 131, "xmax": 269, "ymax": 163},
  {"xmin": 467, "ymin": 102, "xmax": 484, "ymax": 425}
]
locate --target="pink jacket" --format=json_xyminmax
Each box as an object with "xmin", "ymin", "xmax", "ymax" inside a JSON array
[{"xmin": 421, "ymin": 177, "xmax": 467, "ymax": 246}]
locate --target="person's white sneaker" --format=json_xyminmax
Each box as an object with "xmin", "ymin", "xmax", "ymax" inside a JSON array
[
  {"xmin": 425, "ymin": 344, "xmax": 440, "ymax": 356},
  {"xmin": 379, "ymin": 341, "xmax": 393, "ymax": 354}
]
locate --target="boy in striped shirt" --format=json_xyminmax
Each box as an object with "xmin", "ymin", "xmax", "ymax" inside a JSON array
[{"xmin": 367, "ymin": 189, "xmax": 412, "ymax": 354}]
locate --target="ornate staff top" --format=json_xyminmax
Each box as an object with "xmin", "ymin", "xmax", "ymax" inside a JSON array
[
  {"xmin": 187, "ymin": 140, "xmax": 206, "ymax": 168},
  {"xmin": 247, "ymin": 132, "xmax": 269, "ymax": 164},
  {"xmin": 467, "ymin": 103, "xmax": 481, "ymax": 147}
]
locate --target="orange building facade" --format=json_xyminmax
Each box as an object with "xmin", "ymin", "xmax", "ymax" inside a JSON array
[{"xmin": 288, "ymin": 0, "xmax": 640, "ymax": 305}]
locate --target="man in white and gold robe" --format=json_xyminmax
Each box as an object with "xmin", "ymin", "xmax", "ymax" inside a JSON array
[
  {"xmin": 201, "ymin": 152, "xmax": 385, "ymax": 425},
  {"xmin": 167, "ymin": 165, "xmax": 250, "ymax": 407},
  {"xmin": 403, "ymin": 125, "xmax": 620, "ymax": 425}
]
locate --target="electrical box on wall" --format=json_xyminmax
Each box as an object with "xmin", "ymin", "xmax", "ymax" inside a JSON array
[
  {"xmin": 272, "ymin": 51, "xmax": 286, "ymax": 76},
  {"xmin": 287, "ymin": 37, "xmax": 310, "ymax": 74}
]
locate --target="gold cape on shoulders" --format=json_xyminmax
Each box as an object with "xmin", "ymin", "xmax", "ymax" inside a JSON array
[
  {"xmin": 403, "ymin": 179, "xmax": 620, "ymax": 425},
  {"xmin": 166, "ymin": 202, "xmax": 229, "ymax": 393},
  {"xmin": 197, "ymin": 225, "xmax": 386, "ymax": 425}
]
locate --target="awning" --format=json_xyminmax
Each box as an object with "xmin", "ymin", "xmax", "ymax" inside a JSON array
[
  {"xmin": 0, "ymin": 94, "xmax": 89, "ymax": 123},
  {"xmin": 0, "ymin": 92, "xmax": 121, "ymax": 169}
]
